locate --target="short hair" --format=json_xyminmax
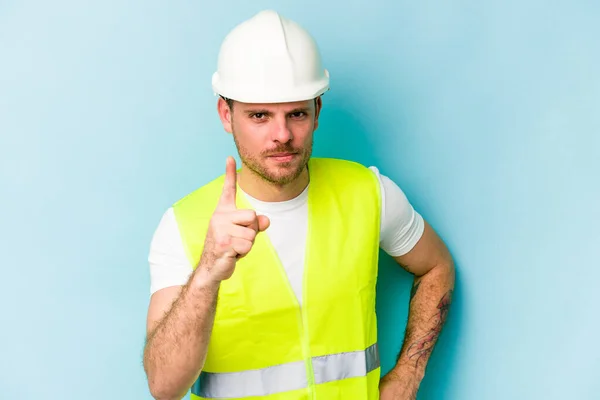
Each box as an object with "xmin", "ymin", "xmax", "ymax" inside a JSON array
[
  {"xmin": 221, "ymin": 96, "xmax": 234, "ymax": 110},
  {"xmin": 220, "ymin": 95, "xmax": 318, "ymax": 112}
]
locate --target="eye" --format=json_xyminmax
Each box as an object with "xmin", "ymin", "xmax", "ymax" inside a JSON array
[
  {"xmin": 251, "ymin": 113, "xmax": 266, "ymax": 120},
  {"xmin": 290, "ymin": 111, "xmax": 306, "ymax": 119}
]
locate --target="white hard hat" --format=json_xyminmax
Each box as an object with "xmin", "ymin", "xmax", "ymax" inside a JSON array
[{"xmin": 212, "ymin": 10, "xmax": 330, "ymax": 104}]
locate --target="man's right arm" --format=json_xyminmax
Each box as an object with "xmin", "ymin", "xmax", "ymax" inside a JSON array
[
  {"xmin": 143, "ymin": 266, "xmax": 220, "ymax": 400},
  {"xmin": 143, "ymin": 156, "xmax": 270, "ymax": 400}
]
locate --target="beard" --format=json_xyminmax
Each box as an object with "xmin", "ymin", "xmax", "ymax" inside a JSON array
[{"xmin": 232, "ymin": 132, "xmax": 313, "ymax": 186}]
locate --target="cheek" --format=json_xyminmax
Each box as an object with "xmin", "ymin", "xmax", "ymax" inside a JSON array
[
  {"xmin": 234, "ymin": 125, "xmax": 265, "ymax": 151},
  {"xmin": 294, "ymin": 124, "xmax": 314, "ymax": 145}
]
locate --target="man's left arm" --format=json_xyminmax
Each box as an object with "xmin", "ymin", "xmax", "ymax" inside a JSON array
[{"xmin": 379, "ymin": 219, "xmax": 456, "ymax": 399}]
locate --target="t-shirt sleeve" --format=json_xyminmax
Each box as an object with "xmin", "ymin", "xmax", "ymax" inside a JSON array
[
  {"xmin": 147, "ymin": 207, "xmax": 193, "ymax": 295},
  {"xmin": 369, "ymin": 166, "xmax": 425, "ymax": 257}
]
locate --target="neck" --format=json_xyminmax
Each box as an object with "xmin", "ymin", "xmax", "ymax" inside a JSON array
[{"xmin": 238, "ymin": 164, "xmax": 309, "ymax": 202}]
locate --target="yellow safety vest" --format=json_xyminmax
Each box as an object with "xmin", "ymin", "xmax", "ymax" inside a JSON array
[{"xmin": 173, "ymin": 158, "xmax": 382, "ymax": 399}]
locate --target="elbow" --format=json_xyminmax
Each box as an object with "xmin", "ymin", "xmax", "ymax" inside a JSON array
[
  {"xmin": 146, "ymin": 369, "xmax": 188, "ymax": 400},
  {"xmin": 423, "ymin": 259, "xmax": 455, "ymax": 281},
  {"xmin": 151, "ymin": 395, "xmax": 182, "ymax": 400},
  {"xmin": 148, "ymin": 382, "xmax": 186, "ymax": 400},
  {"xmin": 143, "ymin": 341, "xmax": 205, "ymax": 400},
  {"xmin": 438, "ymin": 259, "xmax": 456, "ymax": 281}
]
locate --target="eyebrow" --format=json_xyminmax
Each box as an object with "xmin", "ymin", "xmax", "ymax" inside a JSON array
[
  {"xmin": 244, "ymin": 109, "xmax": 271, "ymax": 115},
  {"xmin": 287, "ymin": 107, "xmax": 310, "ymax": 114},
  {"xmin": 244, "ymin": 107, "xmax": 311, "ymax": 115}
]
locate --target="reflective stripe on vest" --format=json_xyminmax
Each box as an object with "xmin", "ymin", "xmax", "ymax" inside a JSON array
[{"xmin": 192, "ymin": 343, "xmax": 380, "ymax": 398}]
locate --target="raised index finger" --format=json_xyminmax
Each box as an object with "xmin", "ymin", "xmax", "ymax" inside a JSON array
[{"xmin": 218, "ymin": 156, "xmax": 237, "ymax": 208}]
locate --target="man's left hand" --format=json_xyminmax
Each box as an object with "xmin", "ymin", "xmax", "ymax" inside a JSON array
[{"xmin": 379, "ymin": 369, "xmax": 420, "ymax": 400}]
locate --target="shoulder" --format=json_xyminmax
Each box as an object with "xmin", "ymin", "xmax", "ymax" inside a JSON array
[
  {"xmin": 311, "ymin": 157, "xmax": 380, "ymax": 187},
  {"xmin": 311, "ymin": 158, "xmax": 382, "ymax": 205},
  {"xmin": 174, "ymin": 173, "xmax": 225, "ymax": 206},
  {"xmin": 172, "ymin": 173, "xmax": 226, "ymax": 219},
  {"xmin": 311, "ymin": 157, "xmax": 373, "ymax": 174},
  {"xmin": 148, "ymin": 207, "xmax": 194, "ymax": 294},
  {"xmin": 367, "ymin": 166, "xmax": 425, "ymax": 256},
  {"xmin": 366, "ymin": 165, "xmax": 409, "ymax": 203}
]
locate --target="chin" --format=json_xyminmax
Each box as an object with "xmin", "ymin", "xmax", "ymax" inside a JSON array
[{"xmin": 266, "ymin": 166, "xmax": 302, "ymax": 185}]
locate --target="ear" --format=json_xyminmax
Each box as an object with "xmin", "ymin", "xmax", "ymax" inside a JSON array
[
  {"xmin": 217, "ymin": 97, "xmax": 233, "ymax": 134},
  {"xmin": 313, "ymin": 96, "xmax": 323, "ymax": 130}
]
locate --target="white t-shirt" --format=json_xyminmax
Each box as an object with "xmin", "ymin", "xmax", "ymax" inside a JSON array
[{"xmin": 148, "ymin": 166, "xmax": 424, "ymax": 304}]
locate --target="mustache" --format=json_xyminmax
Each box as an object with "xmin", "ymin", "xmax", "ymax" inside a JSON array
[{"xmin": 262, "ymin": 145, "xmax": 300, "ymax": 156}]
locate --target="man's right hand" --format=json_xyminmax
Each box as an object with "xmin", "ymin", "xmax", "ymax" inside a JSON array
[{"xmin": 198, "ymin": 156, "xmax": 270, "ymax": 282}]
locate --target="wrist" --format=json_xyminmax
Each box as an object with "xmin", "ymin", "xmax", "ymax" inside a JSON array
[
  {"xmin": 395, "ymin": 351, "xmax": 427, "ymax": 375},
  {"xmin": 388, "ymin": 364, "xmax": 425, "ymax": 387},
  {"xmin": 191, "ymin": 266, "xmax": 221, "ymax": 293}
]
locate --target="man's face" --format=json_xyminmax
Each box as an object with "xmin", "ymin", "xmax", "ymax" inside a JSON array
[{"xmin": 218, "ymin": 97, "xmax": 322, "ymax": 186}]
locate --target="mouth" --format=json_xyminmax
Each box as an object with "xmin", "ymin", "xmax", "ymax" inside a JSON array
[{"xmin": 267, "ymin": 152, "xmax": 297, "ymax": 163}]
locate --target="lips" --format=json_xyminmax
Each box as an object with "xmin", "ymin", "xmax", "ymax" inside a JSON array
[
  {"xmin": 269, "ymin": 152, "xmax": 295, "ymax": 157},
  {"xmin": 268, "ymin": 152, "xmax": 297, "ymax": 162}
]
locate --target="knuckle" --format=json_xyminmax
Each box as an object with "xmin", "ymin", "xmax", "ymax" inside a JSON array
[
  {"xmin": 215, "ymin": 234, "xmax": 231, "ymax": 248},
  {"xmin": 242, "ymin": 209, "xmax": 257, "ymax": 221},
  {"xmin": 240, "ymin": 240, "xmax": 252, "ymax": 255}
]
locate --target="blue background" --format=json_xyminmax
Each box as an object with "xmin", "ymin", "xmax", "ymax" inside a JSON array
[{"xmin": 1, "ymin": 1, "xmax": 598, "ymax": 399}]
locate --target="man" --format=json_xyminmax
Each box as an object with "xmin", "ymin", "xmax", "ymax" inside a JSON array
[{"xmin": 143, "ymin": 9, "xmax": 455, "ymax": 400}]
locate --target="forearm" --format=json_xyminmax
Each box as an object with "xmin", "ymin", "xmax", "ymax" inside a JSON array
[
  {"xmin": 395, "ymin": 262, "xmax": 455, "ymax": 380},
  {"xmin": 143, "ymin": 267, "xmax": 220, "ymax": 400}
]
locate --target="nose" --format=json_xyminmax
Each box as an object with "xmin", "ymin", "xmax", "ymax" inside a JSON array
[{"xmin": 271, "ymin": 116, "xmax": 293, "ymax": 143}]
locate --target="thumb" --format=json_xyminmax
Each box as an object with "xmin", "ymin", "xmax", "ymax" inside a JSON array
[{"xmin": 257, "ymin": 215, "xmax": 270, "ymax": 232}]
